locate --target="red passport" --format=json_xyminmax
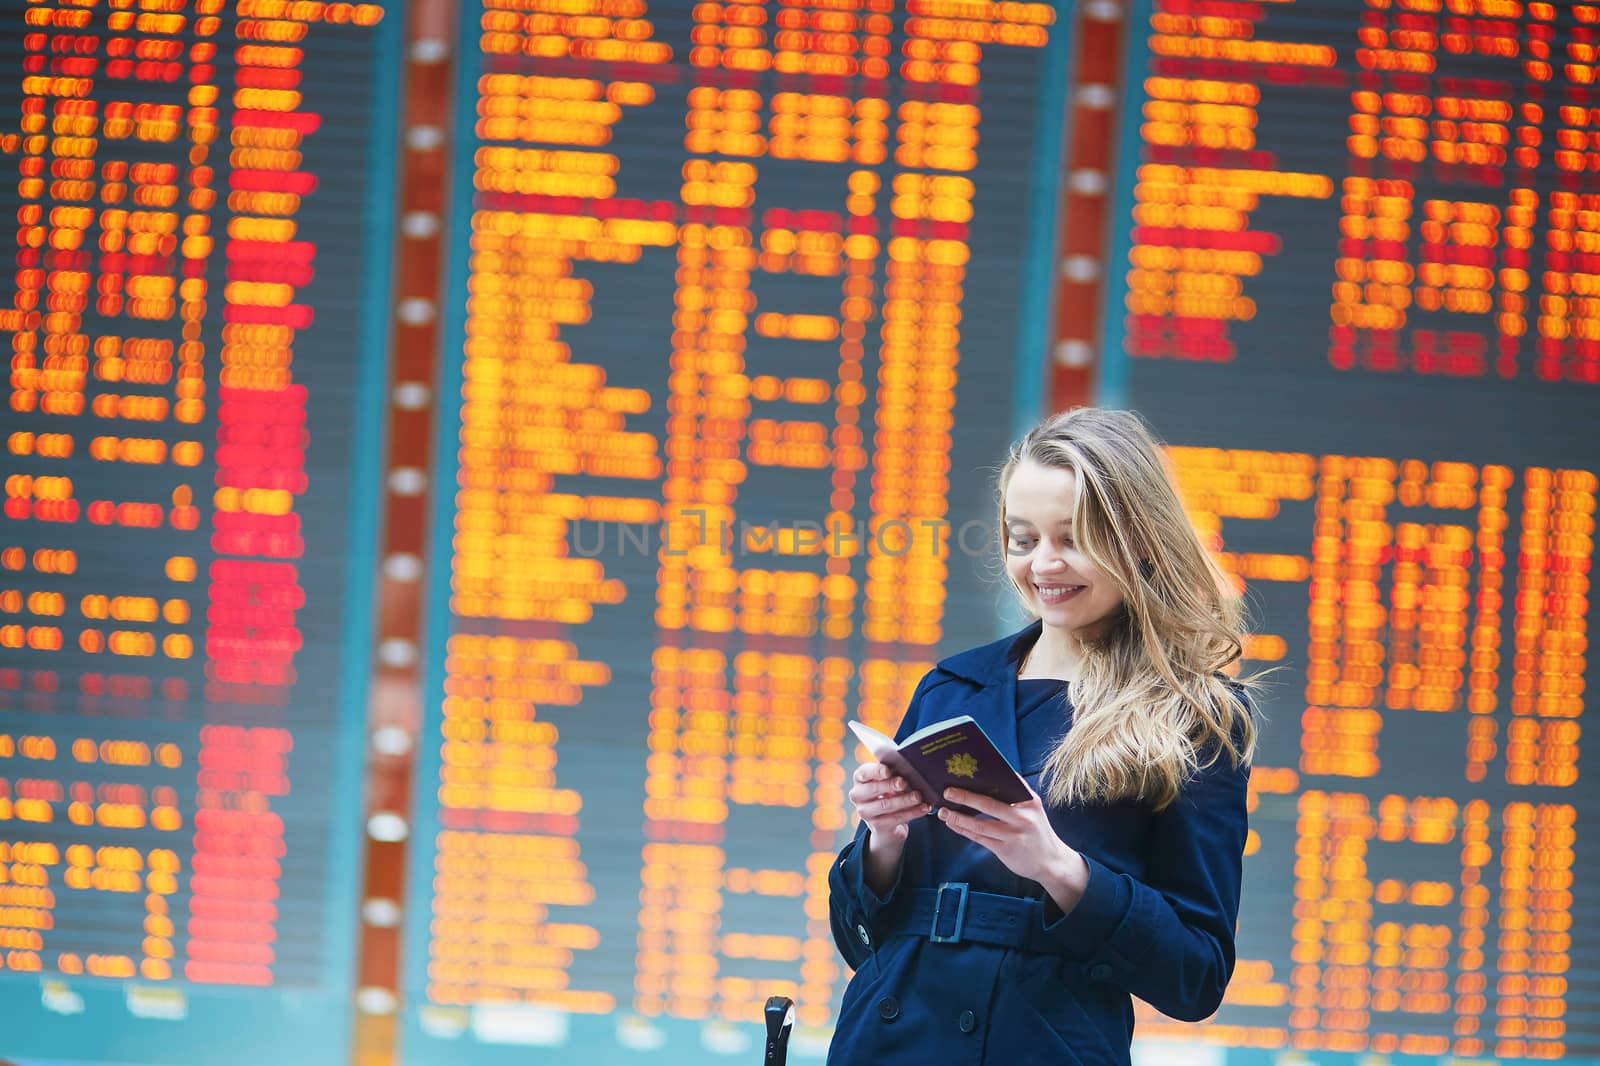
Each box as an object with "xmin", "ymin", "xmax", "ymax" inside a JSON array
[{"xmin": 848, "ymin": 715, "xmax": 1031, "ymax": 816}]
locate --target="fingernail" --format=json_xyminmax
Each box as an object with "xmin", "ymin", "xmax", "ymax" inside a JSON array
[{"xmin": 894, "ymin": 779, "xmax": 905, "ymax": 791}]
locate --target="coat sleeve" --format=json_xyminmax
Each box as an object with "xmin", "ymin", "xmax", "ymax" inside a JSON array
[
  {"xmin": 1038, "ymin": 726, "xmax": 1252, "ymax": 1022},
  {"xmin": 827, "ymin": 668, "xmax": 946, "ymax": 969}
]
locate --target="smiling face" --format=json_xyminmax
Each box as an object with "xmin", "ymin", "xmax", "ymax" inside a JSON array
[{"xmin": 1002, "ymin": 459, "xmax": 1127, "ymax": 639}]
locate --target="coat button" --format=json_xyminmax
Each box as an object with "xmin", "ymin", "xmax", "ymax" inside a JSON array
[
  {"xmin": 1088, "ymin": 962, "xmax": 1113, "ymax": 981},
  {"xmin": 958, "ymin": 1009, "xmax": 977, "ymax": 1033},
  {"xmin": 877, "ymin": 996, "xmax": 899, "ymax": 1021},
  {"xmin": 856, "ymin": 924, "xmax": 871, "ymax": 947}
]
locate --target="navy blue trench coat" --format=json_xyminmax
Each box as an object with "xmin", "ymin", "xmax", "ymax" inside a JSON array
[{"xmin": 827, "ymin": 620, "xmax": 1251, "ymax": 1066}]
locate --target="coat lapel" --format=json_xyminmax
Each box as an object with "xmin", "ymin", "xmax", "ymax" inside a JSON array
[
  {"xmin": 990, "ymin": 656, "xmax": 1023, "ymax": 777},
  {"xmin": 933, "ymin": 618, "xmax": 1042, "ymax": 778}
]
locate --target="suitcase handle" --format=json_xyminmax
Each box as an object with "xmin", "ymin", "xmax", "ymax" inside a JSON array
[{"xmin": 763, "ymin": 995, "xmax": 795, "ymax": 1065}]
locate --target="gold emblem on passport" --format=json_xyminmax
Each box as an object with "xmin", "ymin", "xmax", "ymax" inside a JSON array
[{"xmin": 947, "ymin": 752, "xmax": 978, "ymax": 779}]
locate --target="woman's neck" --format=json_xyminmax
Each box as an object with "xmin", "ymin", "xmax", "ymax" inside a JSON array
[{"xmin": 1019, "ymin": 626, "xmax": 1083, "ymax": 681}]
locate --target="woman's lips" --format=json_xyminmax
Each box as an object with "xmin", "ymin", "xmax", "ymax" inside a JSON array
[{"xmin": 1035, "ymin": 583, "xmax": 1085, "ymax": 604}]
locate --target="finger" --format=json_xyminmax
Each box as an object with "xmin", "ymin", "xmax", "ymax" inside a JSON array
[
  {"xmin": 849, "ymin": 776, "xmax": 900, "ymax": 799},
  {"xmin": 877, "ymin": 779, "xmax": 912, "ymax": 802},
  {"xmin": 869, "ymin": 792, "xmax": 926, "ymax": 817},
  {"xmin": 850, "ymin": 782, "xmax": 917, "ymax": 809},
  {"xmin": 896, "ymin": 787, "xmax": 934, "ymax": 813},
  {"xmin": 853, "ymin": 791, "xmax": 923, "ymax": 824},
  {"xmin": 939, "ymin": 814, "xmax": 1003, "ymax": 849},
  {"xmin": 942, "ymin": 788, "xmax": 1013, "ymax": 820},
  {"xmin": 937, "ymin": 806, "xmax": 1004, "ymax": 842},
  {"xmin": 853, "ymin": 763, "xmax": 895, "ymax": 784}
]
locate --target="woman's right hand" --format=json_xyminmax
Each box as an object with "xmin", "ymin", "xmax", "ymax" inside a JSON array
[
  {"xmin": 850, "ymin": 762, "xmax": 931, "ymax": 848},
  {"xmin": 850, "ymin": 763, "xmax": 930, "ymax": 895}
]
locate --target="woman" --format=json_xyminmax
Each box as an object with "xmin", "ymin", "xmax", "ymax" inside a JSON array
[{"xmin": 827, "ymin": 407, "xmax": 1258, "ymax": 1066}]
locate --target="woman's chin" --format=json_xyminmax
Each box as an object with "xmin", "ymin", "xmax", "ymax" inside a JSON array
[
  {"xmin": 1034, "ymin": 602, "xmax": 1083, "ymax": 628},
  {"xmin": 1035, "ymin": 600, "xmax": 1115, "ymax": 637}
]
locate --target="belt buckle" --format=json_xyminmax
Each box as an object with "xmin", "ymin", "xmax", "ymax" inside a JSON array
[{"xmin": 929, "ymin": 882, "xmax": 969, "ymax": 944}]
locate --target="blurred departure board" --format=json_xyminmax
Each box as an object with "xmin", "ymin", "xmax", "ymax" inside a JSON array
[
  {"xmin": 403, "ymin": 1, "xmax": 1068, "ymax": 1061},
  {"xmin": 1106, "ymin": 1, "xmax": 1600, "ymax": 1064},
  {"xmin": 0, "ymin": 2, "xmax": 399, "ymax": 1063}
]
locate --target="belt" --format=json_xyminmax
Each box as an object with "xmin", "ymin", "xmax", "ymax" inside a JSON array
[{"xmin": 884, "ymin": 883, "xmax": 1053, "ymax": 953}]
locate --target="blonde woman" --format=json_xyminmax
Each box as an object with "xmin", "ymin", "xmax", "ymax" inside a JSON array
[{"xmin": 827, "ymin": 407, "xmax": 1258, "ymax": 1066}]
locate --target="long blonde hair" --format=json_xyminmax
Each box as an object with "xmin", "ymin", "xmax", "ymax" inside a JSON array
[{"xmin": 997, "ymin": 407, "xmax": 1258, "ymax": 811}]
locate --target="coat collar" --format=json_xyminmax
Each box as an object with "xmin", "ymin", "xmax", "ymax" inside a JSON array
[
  {"xmin": 932, "ymin": 618, "xmax": 1042, "ymax": 775},
  {"xmin": 935, "ymin": 617, "xmax": 1043, "ymax": 687}
]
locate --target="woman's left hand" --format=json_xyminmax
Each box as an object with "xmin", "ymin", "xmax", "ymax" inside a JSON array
[{"xmin": 938, "ymin": 784, "xmax": 1090, "ymax": 910}]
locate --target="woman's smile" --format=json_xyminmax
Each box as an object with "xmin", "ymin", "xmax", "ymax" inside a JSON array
[{"xmin": 1034, "ymin": 582, "xmax": 1086, "ymax": 605}]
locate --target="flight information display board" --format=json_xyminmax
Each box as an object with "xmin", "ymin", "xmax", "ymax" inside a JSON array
[
  {"xmin": 1105, "ymin": 1, "xmax": 1600, "ymax": 1063},
  {"xmin": 402, "ymin": 1, "xmax": 1069, "ymax": 1061},
  {"xmin": 0, "ymin": 2, "xmax": 399, "ymax": 1063}
]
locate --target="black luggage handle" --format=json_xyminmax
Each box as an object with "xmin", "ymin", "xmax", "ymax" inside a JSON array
[{"xmin": 763, "ymin": 995, "xmax": 795, "ymax": 1065}]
